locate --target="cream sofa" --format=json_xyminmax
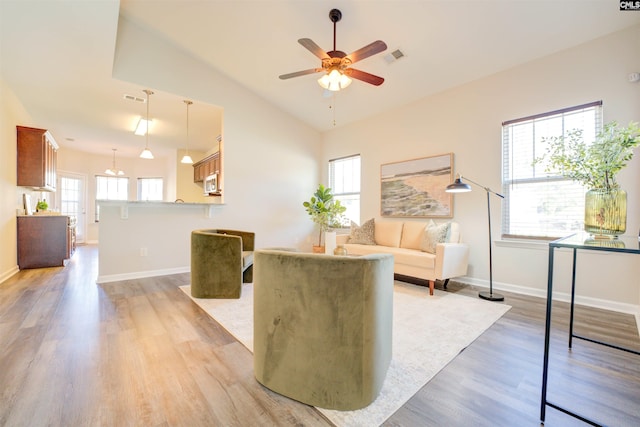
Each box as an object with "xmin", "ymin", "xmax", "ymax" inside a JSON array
[{"xmin": 336, "ymin": 220, "xmax": 469, "ymax": 295}]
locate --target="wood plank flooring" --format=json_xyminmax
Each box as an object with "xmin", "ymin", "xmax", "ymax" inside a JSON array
[{"xmin": 0, "ymin": 245, "xmax": 638, "ymax": 426}]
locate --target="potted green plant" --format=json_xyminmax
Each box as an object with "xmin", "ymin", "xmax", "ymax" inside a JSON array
[
  {"xmin": 36, "ymin": 200, "xmax": 48, "ymax": 212},
  {"xmin": 535, "ymin": 121, "xmax": 640, "ymax": 236},
  {"xmin": 303, "ymin": 184, "xmax": 347, "ymax": 252}
]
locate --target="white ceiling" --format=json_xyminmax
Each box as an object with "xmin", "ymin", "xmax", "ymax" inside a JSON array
[{"xmin": 1, "ymin": 1, "xmax": 638, "ymax": 159}]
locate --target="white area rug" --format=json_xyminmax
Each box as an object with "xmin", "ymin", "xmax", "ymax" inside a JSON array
[{"xmin": 180, "ymin": 282, "xmax": 510, "ymax": 426}]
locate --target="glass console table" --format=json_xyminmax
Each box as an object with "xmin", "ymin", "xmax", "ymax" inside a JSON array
[{"xmin": 540, "ymin": 233, "xmax": 640, "ymax": 426}]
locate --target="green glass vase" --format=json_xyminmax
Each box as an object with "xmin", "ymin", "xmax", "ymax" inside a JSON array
[{"xmin": 584, "ymin": 189, "xmax": 626, "ymax": 237}]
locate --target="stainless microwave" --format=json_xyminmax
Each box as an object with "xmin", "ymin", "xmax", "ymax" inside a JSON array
[{"xmin": 204, "ymin": 173, "xmax": 218, "ymax": 195}]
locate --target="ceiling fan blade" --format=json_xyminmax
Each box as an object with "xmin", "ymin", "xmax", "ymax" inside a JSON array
[
  {"xmin": 345, "ymin": 68, "xmax": 385, "ymax": 86},
  {"xmin": 346, "ymin": 40, "xmax": 387, "ymax": 64},
  {"xmin": 298, "ymin": 38, "xmax": 330, "ymax": 60},
  {"xmin": 279, "ymin": 68, "xmax": 323, "ymax": 80}
]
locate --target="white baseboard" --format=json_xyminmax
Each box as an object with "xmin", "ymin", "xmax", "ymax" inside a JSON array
[
  {"xmin": 97, "ymin": 266, "xmax": 190, "ymax": 284},
  {"xmin": 0, "ymin": 266, "xmax": 19, "ymax": 285},
  {"xmin": 458, "ymin": 276, "xmax": 640, "ymax": 317}
]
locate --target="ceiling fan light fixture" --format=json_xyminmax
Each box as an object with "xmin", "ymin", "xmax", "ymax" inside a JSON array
[{"xmin": 318, "ymin": 69, "xmax": 352, "ymax": 91}]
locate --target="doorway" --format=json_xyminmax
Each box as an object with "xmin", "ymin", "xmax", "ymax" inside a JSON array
[{"xmin": 56, "ymin": 172, "xmax": 87, "ymax": 244}]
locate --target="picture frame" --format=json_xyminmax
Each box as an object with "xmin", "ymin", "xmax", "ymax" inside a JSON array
[
  {"xmin": 380, "ymin": 153, "xmax": 453, "ymax": 218},
  {"xmin": 23, "ymin": 193, "xmax": 33, "ymax": 215}
]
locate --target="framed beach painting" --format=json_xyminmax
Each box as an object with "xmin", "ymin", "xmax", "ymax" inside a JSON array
[{"xmin": 380, "ymin": 153, "xmax": 453, "ymax": 218}]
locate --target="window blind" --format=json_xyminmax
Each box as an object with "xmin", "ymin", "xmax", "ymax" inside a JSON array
[{"xmin": 501, "ymin": 101, "xmax": 602, "ymax": 239}]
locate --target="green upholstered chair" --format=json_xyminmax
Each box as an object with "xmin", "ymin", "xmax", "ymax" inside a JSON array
[
  {"xmin": 190, "ymin": 229, "xmax": 255, "ymax": 299},
  {"xmin": 253, "ymin": 249, "xmax": 394, "ymax": 410}
]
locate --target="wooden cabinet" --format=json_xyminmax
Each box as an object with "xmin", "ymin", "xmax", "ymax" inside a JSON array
[
  {"xmin": 17, "ymin": 216, "xmax": 71, "ymax": 269},
  {"xmin": 17, "ymin": 126, "xmax": 58, "ymax": 191},
  {"xmin": 193, "ymin": 151, "xmax": 220, "ymax": 183}
]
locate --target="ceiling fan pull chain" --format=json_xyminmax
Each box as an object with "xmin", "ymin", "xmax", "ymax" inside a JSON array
[{"xmin": 332, "ymin": 94, "xmax": 337, "ymax": 127}]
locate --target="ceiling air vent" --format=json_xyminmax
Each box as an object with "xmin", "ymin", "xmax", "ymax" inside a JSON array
[
  {"xmin": 384, "ymin": 49, "xmax": 405, "ymax": 64},
  {"xmin": 123, "ymin": 94, "xmax": 146, "ymax": 103}
]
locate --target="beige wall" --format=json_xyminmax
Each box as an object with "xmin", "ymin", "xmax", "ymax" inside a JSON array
[
  {"xmin": 0, "ymin": 18, "xmax": 322, "ymax": 283},
  {"xmin": 322, "ymin": 25, "xmax": 640, "ymax": 312},
  {"xmin": 111, "ymin": 15, "xmax": 323, "ymax": 253},
  {"xmin": 0, "ymin": 79, "xmax": 24, "ymax": 282}
]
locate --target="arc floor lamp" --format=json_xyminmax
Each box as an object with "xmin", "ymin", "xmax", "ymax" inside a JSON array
[{"xmin": 446, "ymin": 174, "xmax": 505, "ymax": 301}]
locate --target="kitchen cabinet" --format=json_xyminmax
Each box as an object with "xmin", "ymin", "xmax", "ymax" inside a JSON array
[
  {"xmin": 17, "ymin": 216, "xmax": 72, "ymax": 269},
  {"xmin": 17, "ymin": 126, "xmax": 58, "ymax": 191},
  {"xmin": 193, "ymin": 151, "xmax": 220, "ymax": 183}
]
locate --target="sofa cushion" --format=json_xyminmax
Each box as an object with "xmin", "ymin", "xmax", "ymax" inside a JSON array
[
  {"xmin": 375, "ymin": 221, "xmax": 403, "ymax": 247},
  {"xmin": 420, "ymin": 222, "xmax": 451, "ymax": 254},
  {"xmin": 399, "ymin": 221, "xmax": 430, "ymax": 250},
  {"xmin": 347, "ymin": 218, "xmax": 376, "ymax": 245},
  {"xmin": 343, "ymin": 244, "xmax": 436, "ymax": 270}
]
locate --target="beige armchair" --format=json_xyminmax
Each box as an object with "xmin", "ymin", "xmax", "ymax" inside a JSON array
[
  {"xmin": 190, "ymin": 229, "xmax": 255, "ymax": 299},
  {"xmin": 253, "ymin": 249, "xmax": 394, "ymax": 410}
]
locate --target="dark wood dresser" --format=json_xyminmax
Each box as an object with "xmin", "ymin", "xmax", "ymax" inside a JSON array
[{"xmin": 17, "ymin": 215, "xmax": 72, "ymax": 269}]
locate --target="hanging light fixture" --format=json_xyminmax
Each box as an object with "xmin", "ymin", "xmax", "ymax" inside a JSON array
[
  {"xmin": 105, "ymin": 148, "xmax": 125, "ymax": 176},
  {"xmin": 139, "ymin": 89, "xmax": 154, "ymax": 159},
  {"xmin": 180, "ymin": 100, "xmax": 194, "ymax": 164}
]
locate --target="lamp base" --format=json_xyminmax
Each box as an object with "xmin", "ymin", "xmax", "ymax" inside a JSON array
[{"xmin": 479, "ymin": 291, "xmax": 504, "ymax": 302}]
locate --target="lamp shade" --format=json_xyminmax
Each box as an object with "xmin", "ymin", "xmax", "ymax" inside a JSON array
[
  {"xmin": 139, "ymin": 148, "xmax": 154, "ymax": 159},
  {"xmin": 180, "ymin": 154, "xmax": 194, "ymax": 164},
  {"xmin": 318, "ymin": 69, "xmax": 352, "ymax": 91},
  {"xmin": 445, "ymin": 176, "xmax": 472, "ymax": 193}
]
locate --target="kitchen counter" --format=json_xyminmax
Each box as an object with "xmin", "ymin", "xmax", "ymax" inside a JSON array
[{"xmin": 97, "ymin": 200, "xmax": 225, "ymax": 219}]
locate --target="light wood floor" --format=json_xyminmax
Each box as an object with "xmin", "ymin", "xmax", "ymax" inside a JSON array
[{"xmin": 1, "ymin": 245, "xmax": 639, "ymax": 426}]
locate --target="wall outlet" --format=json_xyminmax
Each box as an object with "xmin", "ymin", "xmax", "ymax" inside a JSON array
[
  {"xmin": 140, "ymin": 247, "xmax": 148, "ymax": 256},
  {"xmin": 628, "ymin": 72, "xmax": 640, "ymax": 83}
]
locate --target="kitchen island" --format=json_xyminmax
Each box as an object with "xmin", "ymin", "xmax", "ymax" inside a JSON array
[{"xmin": 97, "ymin": 201, "xmax": 225, "ymax": 283}]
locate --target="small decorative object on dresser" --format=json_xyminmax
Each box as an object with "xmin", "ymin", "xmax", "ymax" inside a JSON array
[{"xmin": 333, "ymin": 245, "xmax": 348, "ymax": 256}]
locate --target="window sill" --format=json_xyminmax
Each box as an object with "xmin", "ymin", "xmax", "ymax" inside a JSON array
[{"xmin": 495, "ymin": 238, "xmax": 549, "ymax": 251}]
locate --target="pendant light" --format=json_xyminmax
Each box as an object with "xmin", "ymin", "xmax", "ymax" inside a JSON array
[
  {"xmin": 105, "ymin": 148, "xmax": 125, "ymax": 176},
  {"xmin": 180, "ymin": 100, "xmax": 194, "ymax": 164},
  {"xmin": 139, "ymin": 89, "xmax": 154, "ymax": 159}
]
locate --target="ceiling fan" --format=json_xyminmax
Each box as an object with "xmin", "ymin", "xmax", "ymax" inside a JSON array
[{"xmin": 279, "ymin": 8, "xmax": 387, "ymax": 91}]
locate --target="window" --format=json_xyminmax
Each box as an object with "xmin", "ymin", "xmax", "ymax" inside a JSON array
[
  {"xmin": 137, "ymin": 177, "xmax": 163, "ymax": 201},
  {"xmin": 502, "ymin": 101, "xmax": 602, "ymax": 239},
  {"xmin": 329, "ymin": 154, "xmax": 360, "ymax": 226},
  {"xmin": 95, "ymin": 175, "xmax": 128, "ymax": 221},
  {"xmin": 60, "ymin": 176, "xmax": 81, "ymax": 219}
]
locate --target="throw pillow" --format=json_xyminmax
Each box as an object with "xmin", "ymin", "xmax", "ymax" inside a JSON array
[
  {"xmin": 420, "ymin": 222, "xmax": 451, "ymax": 254},
  {"xmin": 347, "ymin": 218, "xmax": 376, "ymax": 245}
]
